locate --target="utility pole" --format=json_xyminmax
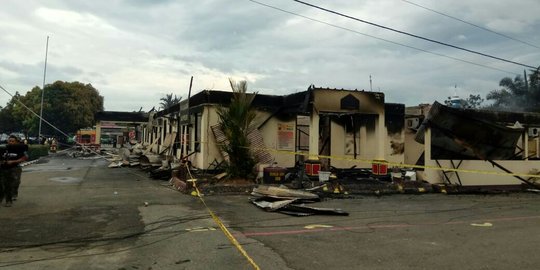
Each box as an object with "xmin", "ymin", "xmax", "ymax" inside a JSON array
[{"xmin": 38, "ymin": 36, "xmax": 49, "ymax": 140}]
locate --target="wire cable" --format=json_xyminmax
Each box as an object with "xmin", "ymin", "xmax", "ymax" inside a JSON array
[
  {"xmin": 401, "ymin": 0, "xmax": 540, "ymax": 50},
  {"xmin": 0, "ymin": 214, "xmax": 209, "ymax": 251},
  {"xmin": 248, "ymin": 0, "xmax": 518, "ymax": 75},
  {"xmin": 0, "ymin": 85, "xmax": 69, "ymax": 140},
  {"xmin": 291, "ymin": 0, "xmax": 537, "ymax": 69},
  {"xmin": 0, "ymin": 213, "xmax": 211, "ymax": 267}
]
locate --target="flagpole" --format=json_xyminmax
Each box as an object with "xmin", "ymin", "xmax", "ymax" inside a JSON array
[{"xmin": 38, "ymin": 36, "xmax": 49, "ymax": 140}]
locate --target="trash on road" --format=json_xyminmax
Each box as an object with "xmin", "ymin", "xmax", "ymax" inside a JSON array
[
  {"xmin": 250, "ymin": 185, "xmax": 348, "ymax": 216},
  {"xmin": 251, "ymin": 185, "xmax": 320, "ymax": 200}
]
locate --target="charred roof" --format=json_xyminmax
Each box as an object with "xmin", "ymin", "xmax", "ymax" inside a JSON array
[
  {"xmin": 438, "ymin": 102, "xmax": 540, "ymax": 126},
  {"xmin": 160, "ymin": 89, "xmax": 311, "ymax": 115},
  {"xmin": 153, "ymin": 86, "xmax": 392, "ymax": 117}
]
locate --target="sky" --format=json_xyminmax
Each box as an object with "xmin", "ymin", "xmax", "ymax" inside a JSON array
[{"xmin": 1, "ymin": 0, "xmax": 539, "ymax": 112}]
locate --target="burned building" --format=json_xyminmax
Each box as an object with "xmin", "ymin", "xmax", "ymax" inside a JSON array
[
  {"xmin": 95, "ymin": 111, "xmax": 148, "ymax": 147},
  {"xmin": 140, "ymin": 85, "xmax": 405, "ymax": 175},
  {"xmin": 411, "ymin": 101, "xmax": 540, "ymax": 189}
]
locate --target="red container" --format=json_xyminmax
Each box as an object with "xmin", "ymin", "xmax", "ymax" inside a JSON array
[
  {"xmin": 372, "ymin": 163, "xmax": 379, "ymax": 175},
  {"xmin": 304, "ymin": 160, "xmax": 321, "ymax": 176},
  {"xmin": 372, "ymin": 161, "xmax": 388, "ymax": 175},
  {"xmin": 379, "ymin": 163, "xmax": 388, "ymax": 175}
]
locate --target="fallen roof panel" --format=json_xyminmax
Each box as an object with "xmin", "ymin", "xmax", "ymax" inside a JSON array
[{"xmin": 415, "ymin": 102, "xmax": 522, "ymax": 160}]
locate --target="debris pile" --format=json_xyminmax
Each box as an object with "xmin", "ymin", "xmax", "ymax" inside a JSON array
[
  {"xmin": 100, "ymin": 142, "xmax": 178, "ymax": 180},
  {"xmin": 88, "ymin": 138, "xmax": 532, "ymax": 197},
  {"xmin": 250, "ymin": 185, "xmax": 349, "ymax": 216}
]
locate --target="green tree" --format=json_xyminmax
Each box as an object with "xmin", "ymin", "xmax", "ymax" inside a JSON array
[
  {"xmin": 159, "ymin": 93, "xmax": 181, "ymax": 109},
  {"xmin": 10, "ymin": 81, "xmax": 104, "ymax": 138},
  {"xmin": 464, "ymin": 94, "xmax": 484, "ymax": 109},
  {"xmin": 216, "ymin": 79, "xmax": 257, "ymax": 180},
  {"xmin": 11, "ymin": 87, "xmax": 44, "ymax": 136},
  {"xmin": 486, "ymin": 68, "xmax": 540, "ymax": 112},
  {"xmin": 528, "ymin": 67, "xmax": 540, "ymax": 107},
  {"xmin": 0, "ymin": 93, "xmax": 24, "ymax": 133}
]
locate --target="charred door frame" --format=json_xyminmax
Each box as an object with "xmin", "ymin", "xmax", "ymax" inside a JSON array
[
  {"xmin": 295, "ymin": 116, "xmax": 310, "ymax": 163},
  {"xmin": 317, "ymin": 112, "xmax": 365, "ymax": 170},
  {"xmin": 319, "ymin": 115, "xmax": 331, "ymax": 170}
]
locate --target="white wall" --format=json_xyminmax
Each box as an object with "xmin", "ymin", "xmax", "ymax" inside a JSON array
[
  {"xmin": 386, "ymin": 130, "xmax": 405, "ymax": 166},
  {"xmin": 257, "ymin": 112, "xmax": 296, "ymax": 167},
  {"xmin": 189, "ymin": 107, "xmax": 298, "ymax": 169},
  {"xmin": 404, "ymin": 128, "xmax": 423, "ymax": 166},
  {"xmin": 425, "ymin": 159, "xmax": 540, "ymax": 186}
]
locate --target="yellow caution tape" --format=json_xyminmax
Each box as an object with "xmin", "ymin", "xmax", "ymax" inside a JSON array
[
  {"xmin": 243, "ymin": 145, "xmax": 540, "ymax": 180},
  {"xmin": 188, "ymin": 177, "xmax": 261, "ymax": 270},
  {"xmin": 185, "ymin": 140, "xmax": 540, "ymax": 181}
]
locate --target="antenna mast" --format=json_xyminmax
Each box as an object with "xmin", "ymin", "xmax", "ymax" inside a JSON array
[{"xmin": 38, "ymin": 36, "xmax": 49, "ymax": 139}]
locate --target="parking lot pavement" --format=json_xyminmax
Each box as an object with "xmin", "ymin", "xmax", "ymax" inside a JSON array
[
  {"xmin": 202, "ymin": 193, "xmax": 540, "ymax": 270},
  {"xmin": 0, "ymin": 154, "xmax": 276, "ymax": 270},
  {"xmin": 3, "ymin": 153, "xmax": 540, "ymax": 270}
]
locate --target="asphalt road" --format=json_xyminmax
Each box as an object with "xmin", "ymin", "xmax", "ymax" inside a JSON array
[{"xmin": 1, "ymin": 152, "xmax": 540, "ymax": 270}]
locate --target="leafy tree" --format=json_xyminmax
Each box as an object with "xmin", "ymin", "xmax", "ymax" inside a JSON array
[
  {"xmin": 9, "ymin": 81, "xmax": 104, "ymax": 138},
  {"xmin": 216, "ymin": 79, "xmax": 257, "ymax": 180},
  {"xmin": 464, "ymin": 94, "xmax": 484, "ymax": 109},
  {"xmin": 0, "ymin": 93, "xmax": 24, "ymax": 133},
  {"xmin": 11, "ymin": 87, "xmax": 44, "ymax": 136},
  {"xmin": 528, "ymin": 68, "xmax": 540, "ymax": 107},
  {"xmin": 486, "ymin": 68, "xmax": 540, "ymax": 112},
  {"xmin": 159, "ymin": 93, "xmax": 181, "ymax": 109}
]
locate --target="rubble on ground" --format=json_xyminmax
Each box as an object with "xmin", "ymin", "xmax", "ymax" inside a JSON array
[
  {"xmin": 62, "ymin": 143, "xmax": 537, "ymax": 197},
  {"xmin": 250, "ymin": 185, "xmax": 349, "ymax": 216}
]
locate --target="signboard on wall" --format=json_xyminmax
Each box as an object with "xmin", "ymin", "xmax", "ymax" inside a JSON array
[{"xmin": 277, "ymin": 123, "xmax": 294, "ymax": 150}]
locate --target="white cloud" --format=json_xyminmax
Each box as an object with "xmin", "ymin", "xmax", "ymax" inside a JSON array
[
  {"xmin": 0, "ymin": 0, "xmax": 539, "ymax": 114},
  {"xmin": 35, "ymin": 7, "xmax": 118, "ymax": 34},
  {"xmin": 486, "ymin": 19, "xmax": 529, "ymax": 34}
]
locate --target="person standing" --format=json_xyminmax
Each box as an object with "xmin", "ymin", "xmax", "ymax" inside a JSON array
[
  {"xmin": 11, "ymin": 136, "xmax": 29, "ymax": 201},
  {"xmin": 0, "ymin": 135, "xmax": 29, "ymax": 207}
]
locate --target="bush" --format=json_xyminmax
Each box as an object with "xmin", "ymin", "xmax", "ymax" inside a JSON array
[{"xmin": 28, "ymin": 145, "xmax": 49, "ymax": 160}]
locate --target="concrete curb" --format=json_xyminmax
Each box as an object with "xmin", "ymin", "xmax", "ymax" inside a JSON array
[{"xmin": 21, "ymin": 158, "xmax": 40, "ymax": 167}]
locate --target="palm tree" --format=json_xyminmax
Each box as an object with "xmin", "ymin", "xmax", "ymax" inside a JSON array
[
  {"xmin": 486, "ymin": 69, "xmax": 540, "ymax": 112},
  {"xmin": 216, "ymin": 79, "xmax": 257, "ymax": 179},
  {"xmin": 528, "ymin": 67, "xmax": 540, "ymax": 109},
  {"xmin": 159, "ymin": 93, "xmax": 181, "ymax": 109}
]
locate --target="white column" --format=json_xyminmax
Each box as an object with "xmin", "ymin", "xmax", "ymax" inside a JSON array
[
  {"xmin": 523, "ymin": 132, "xmax": 529, "ymax": 160},
  {"xmin": 376, "ymin": 112, "xmax": 386, "ymax": 160},
  {"xmin": 201, "ymin": 107, "xmax": 209, "ymax": 167},
  {"xmin": 95, "ymin": 122, "xmax": 101, "ymax": 145},
  {"xmin": 536, "ymin": 137, "xmax": 539, "ymax": 159},
  {"xmin": 424, "ymin": 128, "xmax": 439, "ymax": 183},
  {"xmin": 309, "ymin": 109, "xmax": 320, "ymax": 160},
  {"xmin": 359, "ymin": 124, "xmax": 367, "ymax": 158}
]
